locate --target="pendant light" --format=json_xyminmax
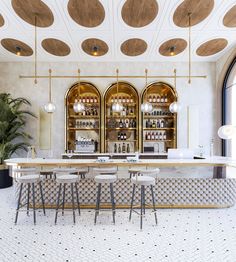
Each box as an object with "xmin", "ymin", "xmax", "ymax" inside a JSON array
[
  {"xmin": 44, "ymin": 69, "xmax": 56, "ymax": 113},
  {"xmin": 112, "ymin": 69, "xmax": 123, "ymax": 112},
  {"xmin": 218, "ymin": 125, "xmax": 236, "ymax": 140},
  {"xmin": 169, "ymin": 69, "xmax": 181, "ymax": 113},
  {"xmin": 188, "ymin": 12, "xmax": 192, "ymax": 84},
  {"xmin": 141, "ymin": 69, "xmax": 153, "ymax": 113},
  {"xmin": 34, "ymin": 15, "xmax": 38, "ymax": 85},
  {"xmin": 73, "ymin": 69, "xmax": 85, "ymax": 113}
]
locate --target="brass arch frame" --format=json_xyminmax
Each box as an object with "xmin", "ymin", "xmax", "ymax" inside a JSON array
[
  {"xmin": 141, "ymin": 81, "xmax": 178, "ymax": 152},
  {"xmin": 64, "ymin": 81, "xmax": 102, "ymax": 152},
  {"xmin": 103, "ymin": 81, "xmax": 140, "ymax": 153}
]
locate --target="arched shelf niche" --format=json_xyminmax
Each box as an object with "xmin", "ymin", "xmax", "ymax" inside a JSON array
[
  {"xmin": 104, "ymin": 81, "xmax": 139, "ymax": 153},
  {"xmin": 65, "ymin": 81, "xmax": 102, "ymax": 153},
  {"xmin": 141, "ymin": 82, "xmax": 178, "ymax": 153}
]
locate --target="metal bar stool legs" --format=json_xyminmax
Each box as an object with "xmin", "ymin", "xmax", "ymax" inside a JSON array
[
  {"xmin": 94, "ymin": 183, "xmax": 101, "ymax": 224},
  {"xmin": 110, "ymin": 183, "xmax": 116, "ymax": 224},
  {"xmin": 129, "ymin": 184, "xmax": 136, "ymax": 221},
  {"xmin": 14, "ymin": 183, "xmax": 23, "ymax": 224},
  {"xmin": 150, "ymin": 185, "xmax": 158, "ymax": 225}
]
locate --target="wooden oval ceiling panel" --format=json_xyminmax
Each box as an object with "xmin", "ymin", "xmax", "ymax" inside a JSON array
[
  {"xmin": 41, "ymin": 38, "xmax": 71, "ymax": 56},
  {"xmin": 196, "ymin": 38, "xmax": 227, "ymax": 56},
  {"xmin": 0, "ymin": 14, "xmax": 4, "ymax": 27},
  {"xmin": 173, "ymin": 0, "xmax": 214, "ymax": 27},
  {"xmin": 122, "ymin": 0, "xmax": 158, "ymax": 27},
  {"xmin": 1, "ymin": 38, "xmax": 33, "ymax": 56},
  {"xmin": 121, "ymin": 38, "xmax": 147, "ymax": 56},
  {"xmin": 81, "ymin": 38, "xmax": 108, "ymax": 56},
  {"xmin": 159, "ymin": 38, "xmax": 187, "ymax": 56},
  {"xmin": 68, "ymin": 0, "xmax": 105, "ymax": 27},
  {"xmin": 223, "ymin": 5, "xmax": 236, "ymax": 27},
  {"xmin": 12, "ymin": 0, "xmax": 54, "ymax": 27}
]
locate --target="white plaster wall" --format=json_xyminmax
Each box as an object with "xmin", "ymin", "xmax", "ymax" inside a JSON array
[{"xmin": 0, "ymin": 61, "xmax": 215, "ymax": 158}]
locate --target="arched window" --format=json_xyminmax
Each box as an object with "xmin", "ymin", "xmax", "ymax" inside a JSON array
[{"xmin": 222, "ymin": 57, "xmax": 236, "ymax": 157}]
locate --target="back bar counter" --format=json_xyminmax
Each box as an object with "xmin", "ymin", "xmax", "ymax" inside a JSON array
[{"xmin": 5, "ymin": 155, "xmax": 236, "ymax": 208}]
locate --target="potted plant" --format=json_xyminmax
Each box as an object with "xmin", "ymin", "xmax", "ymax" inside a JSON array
[{"xmin": 0, "ymin": 93, "xmax": 36, "ymax": 188}]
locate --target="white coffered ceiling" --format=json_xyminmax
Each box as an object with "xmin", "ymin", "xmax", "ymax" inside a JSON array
[{"xmin": 0, "ymin": 0, "xmax": 236, "ymax": 62}]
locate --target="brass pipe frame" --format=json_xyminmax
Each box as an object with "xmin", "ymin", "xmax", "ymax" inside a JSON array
[{"xmin": 19, "ymin": 74, "xmax": 206, "ymax": 79}]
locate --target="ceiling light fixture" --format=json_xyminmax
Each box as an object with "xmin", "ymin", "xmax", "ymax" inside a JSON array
[
  {"xmin": 44, "ymin": 69, "xmax": 56, "ymax": 113},
  {"xmin": 73, "ymin": 69, "xmax": 85, "ymax": 113},
  {"xmin": 141, "ymin": 69, "xmax": 153, "ymax": 113},
  {"xmin": 112, "ymin": 69, "xmax": 123, "ymax": 112},
  {"xmin": 92, "ymin": 46, "xmax": 98, "ymax": 56},
  {"xmin": 169, "ymin": 46, "xmax": 176, "ymax": 56},
  {"xmin": 169, "ymin": 69, "xmax": 181, "ymax": 113},
  {"xmin": 16, "ymin": 46, "xmax": 21, "ymax": 56},
  {"xmin": 188, "ymin": 12, "xmax": 192, "ymax": 84}
]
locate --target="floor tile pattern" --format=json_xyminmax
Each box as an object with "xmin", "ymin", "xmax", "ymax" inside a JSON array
[{"xmin": 0, "ymin": 187, "xmax": 236, "ymax": 261}]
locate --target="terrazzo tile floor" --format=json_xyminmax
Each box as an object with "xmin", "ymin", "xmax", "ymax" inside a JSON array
[{"xmin": 0, "ymin": 187, "xmax": 236, "ymax": 262}]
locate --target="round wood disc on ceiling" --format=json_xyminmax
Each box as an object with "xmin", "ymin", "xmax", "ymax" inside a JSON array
[
  {"xmin": 0, "ymin": 14, "xmax": 4, "ymax": 27},
  {"xmin": 223, "ymin": 5, "xmax": 236, "ymax": 27},
  {"xmin": 121, "ymin": 0, "xmax": 158, "ymax": 27},
  {"xmin": 1, "ymin": 38, "xmax": 33, "ymax": 56},
  {"xmin": 196, "ymin": 38, "xmax": 228, "ymax": 56},
  {"xmin": 173, "ymin": 0, "xmax": 214, "ymax": 27},
  {"xmin": 11, "ymin": 0, "xmax": 54, "ymax": 27},
  {"xmin": 159, "ymin": 38, "xmax": 187, "ymax": 56},
  {"xmin": 121, "ymin": 38, "xmax": 147, "ymax": 56},
  {"xmin": 68, "ymin": 0, "xmax": 105, "ymax": 27},
  {"xmin": 41, "ymin": 38, "xmax": 71, "ymax": 56},
  {"xmin": 81, "ymin": 38, "xmax": 108, "ymax": 56}
]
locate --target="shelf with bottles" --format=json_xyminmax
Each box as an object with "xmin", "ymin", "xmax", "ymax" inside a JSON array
[
  {"xmin": 65, "ymin": 82, "xmax": 101, "ymax": 152},
  {"xmin": 104, "ymin": 82, "xmax": 139, "ymax": 153}
]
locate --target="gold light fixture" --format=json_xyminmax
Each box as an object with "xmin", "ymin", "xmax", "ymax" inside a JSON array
[
  {"xmin": 169, "ymin": 46, "xmax": 176, "ymax": 56},
  {"xmin": 92, "ymin": 46, "xmax": 98, "ymax": 56},
  {"xmin": 44, "ymin": 69, "xmax": 56, "ymax": 113},
  {"xmin": 112, "ymin": 69, "xmax": 123, "ymax": 112},
  {"xmin": 169, "ymin": 69, "xmax": 181, "ymax": 113},
  {"xmin": 141, "ymin": 69, "xmax": 153, "ymax": 113},
  {"xmin": 16, "ymin": 46, "xmax": 21, "ymax": 56},
  {"xmin": 188, "ymin": 12, "xmax": 192, "ymax": 84},
  {"xmin": 73, "ymin": 69, "xmax": 85, "ymax": 113}
]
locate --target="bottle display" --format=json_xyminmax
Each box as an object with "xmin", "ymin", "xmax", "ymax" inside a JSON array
[
  {"xmin": 105, "ymin": 82, "xmax": 139, "ymax": 153},
  {"xmin": 141, "ymin": 83, "xmax": 177, "ymax": 153},
  {"xmin": 66, "ymin": 82, "xmax": 101, "ymax": 152}
]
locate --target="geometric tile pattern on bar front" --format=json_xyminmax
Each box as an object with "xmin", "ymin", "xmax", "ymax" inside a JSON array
[
  {"xmin": 14, "ymin": 178, "xmax": 236, "ymax": 207},
  {"xmin": 1, "ymin": 187, "xmax": 236, "ymax": 262}
]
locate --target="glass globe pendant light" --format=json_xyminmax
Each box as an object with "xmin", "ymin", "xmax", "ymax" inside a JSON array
[
  {"xmin": 44, "ymin": 69, "xmax": 56, "ymax": 113},
  {"xmin": 141, "ymin": 69, "xmax": 153, "ymax": 113},
  {"xmin": 112, "ymin": 69, "xmax": 123, "ymax": 112},
  {"xmin": 169, "ymin": 69, "xmax": 181, "ymax": 113},
  {"xmin": 218, "ymin": 125, "xmax": 236, "ymax": 140},
  {"xmin": 73, "ymin": 69, "xmax": 85, "ymax": 113}
]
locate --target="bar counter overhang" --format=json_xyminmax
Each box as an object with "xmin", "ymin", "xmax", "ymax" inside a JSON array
[{"xmin": 5, "ymin": 156, "xmax": 236, "ymax": 209}]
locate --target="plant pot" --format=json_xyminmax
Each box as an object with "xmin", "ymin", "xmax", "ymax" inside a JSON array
[{"xmin": 0, "ymin": 165, "xmax": 13, "ymax": 188}]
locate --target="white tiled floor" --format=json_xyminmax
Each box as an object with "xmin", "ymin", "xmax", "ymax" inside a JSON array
[{"xmin": 0, "ymin": 187, "xmax": 236, "ymax": 262}]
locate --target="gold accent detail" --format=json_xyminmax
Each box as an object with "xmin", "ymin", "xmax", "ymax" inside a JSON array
[
  {"xmin": 34, "ymin": 15, "xmax": 37, "ymax": 84},
  {"xmin": 188, "ymin": 12, "xmax": 192, "ymax": 84}
]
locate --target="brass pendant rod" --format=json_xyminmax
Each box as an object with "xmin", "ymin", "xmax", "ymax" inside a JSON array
[
  {"xmin": 174, "ymin": 69, "xmax": 177, "ymax": 89},
  {"xmin": 78, "ymin": 69, "xmax": 80, "ymax": 96},
  {"xmin": 34, "ymin": 15, "xmax": 37, "ymax": 85},
  {"xmin": 188, "ymin": 12, "xmax": 192, "ymax": 84},
  {"xmin": 116, "ymin": 68, "xmax": 119, "ymax": 95},
  {"xmin": 145, "ymin": 68, "xmax": 148, "ymax": 98},
  {"xmin": 49, "ymin": 69, "xmax": 52, "ymax": 102},
  {"xmin": 19, "ymin": 74, "xmax": 206, "ymax": 79}
]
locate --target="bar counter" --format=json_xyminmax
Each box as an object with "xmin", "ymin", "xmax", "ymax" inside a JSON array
[{"xmin": 5, "ymin": 156, "xmax": 236, "ymax": 208}]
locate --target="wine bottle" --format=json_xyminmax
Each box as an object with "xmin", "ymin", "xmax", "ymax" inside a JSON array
[
  {"xmin": 114, "ymin": 143, "xmax": 117, "ymax": 153},
  {"xmin": 163, "ymin": 131, "xmax": 167, "ymax": 140},
  {"xmin": 160, "ymin": 119, "xmax": 165, "ymax": 128},
  {"xmin": 152, "ymin": 120, "xmax": 156, "ymax": 128},
  {"xmin": 122, "ymin": 143, "xmax": 126, "ymax": 153},
  {"xmin": 118, "ymin": 144, "xmax": 121, "ymax": 153},
  {"xmin": 151, "ymin": 132, "xmax": 155, "ymax": 140},
  {"xmin": 126, "ymin": 144, "xmax": 130, "ymax": 153},
  {"xmin": 155, "ymin": 132, "xmax": 159, "ymax": 140},
  {"xmin": 119, "ymin": 119, "xmax": 123, "ymax": 128}
]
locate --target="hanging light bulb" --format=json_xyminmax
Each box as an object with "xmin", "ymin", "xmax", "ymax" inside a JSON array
[
  {"xmin": 44, "ymin": 69, "xmax": 56, "ymax": 113},
  {"xmin": 16, "ymin": 46, "xmax": 21, "ymax": 56},
  {"xmin": 112, "ymin": 69, "xmax": 123, "ymax": 112},
  {"xmin": 218, "ymin": 125, "xmax": 236, "ymax": 140},
  {"xmin": 73, "ymin": 69, "xmax": 85, "ymax": 113},
  {"xmin": 169, "ymin": 69, "xmax": 180, "ymax": 113},
  {"xmin": 169, "ymin": 46, "xmax": 176, "ymax": 56},
  {"xmin": 92, "ymin": 46, "xmax": 98, "ymax": 56},
  {"xmin": 141, "ymin": 69, "xmax": 153, "ymax": 113}
]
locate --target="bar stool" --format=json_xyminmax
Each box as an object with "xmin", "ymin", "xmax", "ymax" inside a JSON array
[
  {"xmin": 77, "ymin": 167, "xmax": 89, "ymax": 179},
  {"xmin": 93, "ymin": 167, "xmax": 117, "ymax": 224},
  {"xmin": 14, "ymin": 168, "xmax": 46, "ymax": 225},
  {"xmin": 128, "ymin": 168, "xmax": 144, "ymax": 179},
  {"xmin": 129, "ymin": 168, "xmax": 160, "ymax": 230},
  {"xmin": 53, "ymin": 168, "xmax": 80, "ymax": 224}
]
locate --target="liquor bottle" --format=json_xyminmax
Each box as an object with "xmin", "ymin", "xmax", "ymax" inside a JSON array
[
  {"xmin": 160, "ymin": 119, "xmax": 165, "ymax": 128},
  {"xmin": 122, "ymin": 119, "xmax": 126, "ymax": 128},
  {"xmin": 118, "ymin": 132, "xmax": 120, "ymax": 140},
  {"xmin": 132, "ymin": 119, "xmax": 136, "ymax": 128},
  {"xmin": 124, "ymin": 132, "xmax": 127, "ymax": 140},
  {"xmin": 122, "ymin": 143, "xmax": 126, "ymax": 153},
  {"xmin": 118, "ymin": 144, "xmax": 121, "ymax": 153},
  {"xmin": 159, "ymin": 132, "xmax": 163, "ymax": 140},
  {"xmin": 157, "ymin": 95, "xmax": 160, "ymax": 103},
  {"xmin": 151, "ymin": 132, "xmax": 155, "ymax": 140},
  {"xmin": 147, "ymin": 132, "xmax": 151, "ymax": 140},
  {"xmin": 119, "ymin": 119, "xmax": 123, "ymax": 128},
  {"xmin": 157, "ymin": 120, "xmax": 160, "ymax": 128},
  {"xmin": 155, "ymin": 132, "xmax": 159, "ymax": 140},
  {"xmin": 164, "ymin": 94, "xmax": 168, "ymax": 103},
  {"xmin": 125, "ymin": 119, "xmax": 129, "ymax": 128},
  {"xmin": 152, "ymin": 120, "xmax": 156, "ymax": 128},
  {"xmin": 163, "ymin": 131, "xmax": 167, "ymax": 140},
  {"xmin": 160, "ymin": 95, "xmax": 164, "ymax": 103},
  {"xmin": 153, "ymin": 95, "xmax": 156, "ymax": 103},
  {"xmin": 114, "ymin": 143, "xmax": 117, "ymax": 153},
  {"xmin": 122, "ymin": 107, "xmax": 126, "ymax": 117},
  {"xmin": 130, "ymin": 107, "xmax": 134, "ymax": 115},
  {"xmin": 129, "ymin": 119, "xmax": 133, "ymax": 128},
  {"xmin": 145, "ymin": 132, "xmax": 148, "ymax": 140},
  {"xmin": 146, "ymin": 119, "xmax": 151, "ymax": 128},
  {"xmin": 126, "ymin": 144, "xmax": 130, "ymax": 153}
]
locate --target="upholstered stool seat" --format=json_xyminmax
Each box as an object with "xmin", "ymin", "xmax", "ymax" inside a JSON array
[
  {"xmin": 128, "ymin": 168, "xmax": 144, "ymax": 179},
  {"xmin": 14, "ymin": 168, "xmax": 45, "ymax": 225},
  {"xmin": 129, "ymin": 168, "xmax": 160, "ymax": 230},
  {"xmin": 93, "ymin": 167, "xmax": 117, "ymax": 224},
  {"xmin": 54, "ymin": 168, "xmax": 80, "ymax": 224}
]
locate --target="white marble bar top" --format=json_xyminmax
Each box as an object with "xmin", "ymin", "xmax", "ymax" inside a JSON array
[{"xmin": 4, "ymin": 156, "xmax": 236, "ymax": 167}]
